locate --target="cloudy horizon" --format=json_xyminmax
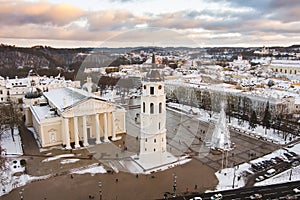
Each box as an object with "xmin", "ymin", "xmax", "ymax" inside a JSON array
[{"xmin": 1, "ymin": 0, "xmax": 300, "ymax": 48}]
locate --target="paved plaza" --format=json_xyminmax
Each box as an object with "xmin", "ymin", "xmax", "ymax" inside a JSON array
[{"xmin": 126, "ymin": 106, "xmax": 278, "ymax": 172}]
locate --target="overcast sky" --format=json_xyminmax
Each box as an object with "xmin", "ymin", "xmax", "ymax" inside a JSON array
[{"xmin": 1, "ymin": 0, "xmax": 300, "ymax": 48}]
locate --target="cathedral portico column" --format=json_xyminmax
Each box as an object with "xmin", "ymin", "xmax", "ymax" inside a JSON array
[
  {"xmin": 95, "ymin": 114, "xmax": 101, "ymax": 144},
  {"xmin": 74, "ymin": 116, "xmax": 80, "ymax": 148},
  {"xmin": 63, "ymin": 118, "xmax": 71, "ymax": 149},
  {"xmin": 82, "ymin": 115, "xmax": 89, "ymax": 147},
  {"xmin": 103, "ymin": 112, "xmax": 109, "ymax": 142},
  {"xmin": 111, "ymin": 112, "xmax": 117, "ymax": 141}
]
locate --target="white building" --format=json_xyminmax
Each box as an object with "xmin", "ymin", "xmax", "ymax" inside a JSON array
[
  {"xmin": 24, "ymin": 87, "xmax": 126, "ymax": 148},
  {"xmin": 229, "ymin": 54, "xmax": 250, "ymax": 70},
  {"xmin": 0, "ymin": 70, "xmax": 80, "ymax": 103},
  {"xmin": 134, "ymin": 54, "xmax": 178, "ymax": 173},
  {"xmin": 140, "ymin": 68, "xmax": 167, "ymax": 155}
]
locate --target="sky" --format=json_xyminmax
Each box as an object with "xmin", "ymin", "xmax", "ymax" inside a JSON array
[{"xmin": 0, "ymin": 0, "xmax": 300, "ymax": 48}]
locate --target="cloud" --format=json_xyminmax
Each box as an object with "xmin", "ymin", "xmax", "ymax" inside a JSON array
[
  {"xmin": 0, "ymin": 1, "xmax": 85, "ymax": 26},
  {"xmin": 87, "ymin": 10, "xmax": 145, "ymax": 31},
  {"xmin": 0, "ymin": 0, "xmax": 300, "ymax": 47}
]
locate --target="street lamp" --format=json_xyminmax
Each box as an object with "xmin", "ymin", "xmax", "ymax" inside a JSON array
[
  {"xmin": 19, "ymin": 188, "xmax": 24, "ymax": 200},
  {"xmin": 99, "ymin": 180, "xmax": 102, "ymax": 200},
  {"xmin": 172, "ymin": 173, "xmax": 177, "ymax": 197},
  {"xmin": 232, "ymin": 165, "xmax": 238, "ymax": 189},
  {"xmin": 289, "ymin": 167, "xmax": 294, "ymax": 181}
]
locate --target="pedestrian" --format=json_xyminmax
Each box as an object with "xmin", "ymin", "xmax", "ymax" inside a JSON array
[
  {"xmin": 136, "ymin": 174, "xmax": 139, "ymax": 178},
  {"xmin": 186, "ymin": 186, "xmax": 189, "ymax": 193},
  {"xmin": 194, "ymin": 184, "xmax": 198, "ymax": 190}
]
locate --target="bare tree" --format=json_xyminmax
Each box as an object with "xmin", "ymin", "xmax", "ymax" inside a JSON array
[{"xmin": 0, "ymin": 100, "xmax": 23, "ymax": 142}]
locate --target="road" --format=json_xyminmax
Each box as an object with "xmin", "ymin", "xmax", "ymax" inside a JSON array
[{"xmin": 168, "ymin": 181, "xmax": 300, "ymax": 200}]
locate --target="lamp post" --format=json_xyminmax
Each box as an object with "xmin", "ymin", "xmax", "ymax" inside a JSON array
[
  {"xmin": 172, "ymin": 173, "xmax": 177, "ymax": 197},
  {"xmin": 19, "ymin": 188, "xmax": 24, "ymax": 200},
  {"xmin": 289, "ymin": 167, "xmax": 294, "ymax": 181},
  {"xmin": 99, "ymin": 180, "xmax": 102, "ymax": 200},
  {"xmin": 232, "ymin": 165, "xmax": 238, "ymax": 188}
]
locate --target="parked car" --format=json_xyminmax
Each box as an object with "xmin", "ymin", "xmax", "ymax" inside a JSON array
[
  {"xmin": 189, "ymin": 197, "xmax": 202, "ymax": 200},
  {"xmin": 210, "ymin": 193, "xmax": 222, "ymax": 200},
  {"xmin": 264, "ymin": 168, "xmax": 276, "ymax": 178},
  {"xmin": 250, "ymin": 193, "xmax": 263, "ymax": 199},
  {"xmin": 255, "ymin": 176, "xmax": 264, "ymax": 182},
  {"xmin": 293, "ymin": 186, "xmax": 300, "ymax": 193}
]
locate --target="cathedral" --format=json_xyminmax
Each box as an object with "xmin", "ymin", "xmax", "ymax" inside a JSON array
[{"xmin": 23, "ymin": 85, "xmax": 126, "ymax": 148}]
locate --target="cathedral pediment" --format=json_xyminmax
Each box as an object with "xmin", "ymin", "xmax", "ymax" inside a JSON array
[{"xmin": 62, "ymin": 98, "xmax": 115, "ymax": 118}]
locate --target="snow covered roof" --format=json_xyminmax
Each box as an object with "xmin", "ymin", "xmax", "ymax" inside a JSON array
[
  {"xmin": 43, "ymin": 87, "xmax": 107, "ymax": 111},
  {"xmin": 30, "ymin": 105, "xmax": 54, "ymax": 121}
]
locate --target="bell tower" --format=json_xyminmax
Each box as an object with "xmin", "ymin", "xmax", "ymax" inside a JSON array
[{"xmin": 140, "ymin": 53, "xmax": 167, "ymax": 155}]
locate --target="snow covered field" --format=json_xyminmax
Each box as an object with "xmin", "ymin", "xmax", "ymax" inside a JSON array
[{"xmin": 167, "ymin": 102, "xmax": 299, "ymax": 145}]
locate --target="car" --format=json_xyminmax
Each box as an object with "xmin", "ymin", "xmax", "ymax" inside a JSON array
[
  {"xmin": 250, "ymin": 193, "xmax": 263, "ymax": 199},
  {"xmin": 288, "ymin": 151, "xmax": 297, "ymax": 157},
  {"xmin": 189, "ymin": 197, "xmax": 202, "ymax": 200},
  {"xmin": 292, "ymin": 160, "xmax": 299, "ymax": 167},
  {"xmin": 293, "ymin": 186, "xmax": 300, "ymax": 193},
  {"xmin": 255, "ymin": 175, "xmax": 264, "ymax": 182},
  {"xmin": 275, "ymin": 156, "xmax": 284, "ymax": 163},
  {"xmin": 210, "ymin": 193, "xmax": 222, "ymax": 200}
]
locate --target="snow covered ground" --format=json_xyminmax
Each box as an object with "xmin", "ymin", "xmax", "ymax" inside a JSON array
[
  {"xmin": 0, "ymin": 128, "xmax": 106, "ymax": 197},
  {"xmin": 0, "ymin": 127, "xmax": 23, "ymax": 156},
  {"xmin": 213, "ymin": 143, "xmax": 300, "ymax": 192},
  {"xmin": 167, "ymin": 102, "xmax": 299, "ymax": 145}
]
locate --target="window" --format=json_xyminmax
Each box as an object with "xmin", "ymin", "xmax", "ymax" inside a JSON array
[
  {"xmin": 275, "ymin": 69, "xmax": 278, "ymax": 72},
  {"xmin": 154, "ymin": 148, "xmax": 156, "ymax": 152},
  {"xmin": 154, "ymin": 139, "xmax": 156, "ymax": 143},
  {"xmin": 145, "ymin": 148, "xmax": 147, "ymax": 151},
  {"xmin": 158, "ymin": 85, "xmax": 162, "ymax": 90},
  {"xmin": 159, "ymin": 122, "xmax": 160, "ymax": 130},
  {"xmin": 0, "ymin": 90, "xmax": 2, "ymax": 94},
  {"xmin": 143, "ymin": 102, "xmax": 145, "ymax": 113},
  {"xmin": 145, "ymin": 138, "xmax": 147, "ymax": 142},
  {"xmin": 144, "ymin": 85, "xmax": 146, "ymax": 90},
  {"xmin": 150, "ymin": 103, "xmax": 154, "ymax": 114},
  {"xmin": 150, "ymin": 86, "xmax": 154, "ymax": 95},
  {"xmin": 159, "ymin": 102, "xmax": 162, "ymax": 113},
  {"xmin": 162, "ymin": 137, "xmax": 163, "ymax": 142}
]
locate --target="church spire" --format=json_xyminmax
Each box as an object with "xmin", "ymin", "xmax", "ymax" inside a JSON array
[{"xmin": 152, "ymin": 52, "xmax": 156, "ymax": 64}]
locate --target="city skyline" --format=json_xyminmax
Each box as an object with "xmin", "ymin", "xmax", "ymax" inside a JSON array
[{"xmin": 0, "ymin": 0, "xmax": 300, "ymax": 48}]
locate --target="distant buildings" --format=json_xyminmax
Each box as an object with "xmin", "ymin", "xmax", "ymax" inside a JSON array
[
  {"xmin": 269, "ymin": 60, "xmax": 300, "ymax": 75},
  {"xmin": 0, "ymin": 70, "xmax": 80, "ymax": 103}
]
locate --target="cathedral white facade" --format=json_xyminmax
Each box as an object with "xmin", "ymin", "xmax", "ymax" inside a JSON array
[{"xmin": 24, "ymin": 87, "xmax": 126, "ymax": 148}]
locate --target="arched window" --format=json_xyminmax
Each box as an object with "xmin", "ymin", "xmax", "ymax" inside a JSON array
[
  {"xmin": 143, "ymin": 102, "xmax": 145, "ymax": 113},
  {"xmin": 145, "ymin": 138, "xmax": 147, "ymax": 142},
  {"xmin": 154, "ymin": 148, "xmax": 156, "ymax": 152},
  {"xmin": 154, "ymin": 139, "xmax": 156, "ymax": 143},
  {"xmin": 159, "ymin": 102, "xmax": 162, "ymax": 113},
  {"xmin": 150, "ymin": 103, "xmax": 154, "ymax": 114}
]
